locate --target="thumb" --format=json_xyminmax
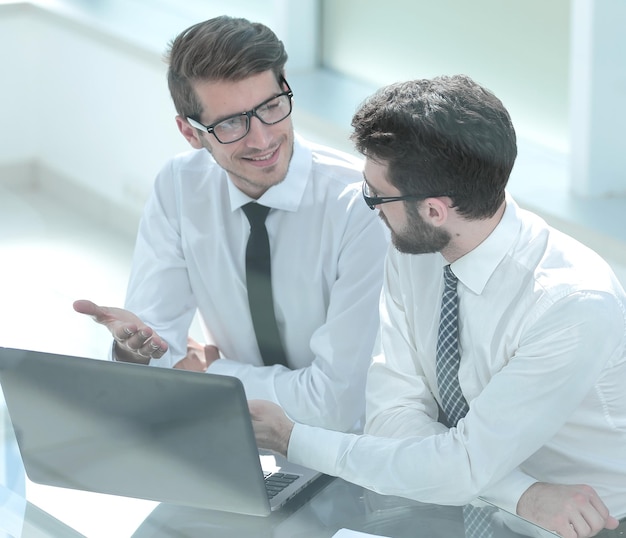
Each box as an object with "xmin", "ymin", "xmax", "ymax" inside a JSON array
[
  {"xmin": 73, "ymin": 299, "xmax": 100, "ymax": 316},
  {"xmin": 73, "ymin": 299, "xmax": 114, "ymax": 324},
  {"xmin": 606, "ymin": 516, "xmax": 620, "ymax": 530}
]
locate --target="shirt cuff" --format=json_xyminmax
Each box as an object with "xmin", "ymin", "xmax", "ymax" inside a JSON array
[
  {"xmin": 480, "ymin": 471, "xmax": 538, "ymax": 515},
  {"xmin": 288, "ymin": 422, "xmax": 353, "ymax": 476},
  {"xmin": 206, "ymin": 356, "xmax": 246, "ymax": 377}
]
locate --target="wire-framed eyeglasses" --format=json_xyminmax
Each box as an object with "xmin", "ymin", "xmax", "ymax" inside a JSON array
[
  {"xmin": 186, "ymin": 77, "xmax": 294, "ymax": 144},
  {"xmin": 361, "ymin": 180, "xmax": 454, "ymax": 210}
]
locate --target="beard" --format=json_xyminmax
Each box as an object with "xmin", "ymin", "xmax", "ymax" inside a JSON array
[{"xmin": 381, "ymin": 204, "xmax": 451, "ymax": 255}]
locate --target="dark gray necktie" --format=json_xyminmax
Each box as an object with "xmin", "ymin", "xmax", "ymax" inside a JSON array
[
  {"xmin": 242, "ymin": 203, "xmax": 288, "ymax": 367},
  {"xmin": 435, "ymin": 265, "xmax": 494, "ymax": 538}
]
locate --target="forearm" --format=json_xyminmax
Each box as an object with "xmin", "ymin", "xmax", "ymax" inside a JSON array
[{"xmin": 211, "ymin": 355, "xmax": 366, "ymax": 431}]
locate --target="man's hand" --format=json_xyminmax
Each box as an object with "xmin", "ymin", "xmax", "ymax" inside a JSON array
[
  {"xmin": 248, "ymin": 400, "xmax": 294, "ymax": 457},
  {"xmin": 174, "ymin": 337, "xmax": 220, "ymax": 371},
  {"xmin": 73, "ymin": 299, "xmax": 168, "ymax": 364},
  {"xmin": 517, "ymin": 482, "xmax": 619, "ymax": 537}
]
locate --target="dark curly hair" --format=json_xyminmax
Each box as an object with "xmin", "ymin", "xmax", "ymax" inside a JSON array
[{"xmin": 350, "ymin": 75, "xmax": 517, "ymax": 219}]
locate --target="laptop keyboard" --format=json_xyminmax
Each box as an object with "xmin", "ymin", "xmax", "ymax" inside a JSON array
[{"xmin": 263, "ymin": 472, "xmax": 300, "ymax": 498}]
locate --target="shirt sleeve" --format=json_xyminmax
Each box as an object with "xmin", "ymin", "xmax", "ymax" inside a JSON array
[
  {"xmin": 210, "ymin": 208, "xmax": 388, "ymax": 432},
  {"xmin": 365, "ymin": 249, "xmax": 448, "ymax": 439},
  {"xmin": 289, "ymin": 290, "xmax": 625, "ymax": 507},
  {"xmin": 123, "ymin": 163, "xmax": 198, "ymax": 367}
]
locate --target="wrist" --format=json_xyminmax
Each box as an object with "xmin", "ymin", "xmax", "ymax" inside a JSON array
[{"xmin": 280, "ymin": 419, "xmax": 295, "ymax": 457}]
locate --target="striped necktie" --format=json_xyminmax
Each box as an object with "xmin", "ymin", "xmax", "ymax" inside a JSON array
[{"xmin": 435, "ymin": 265, "xmax": 494, "ymax": 538}]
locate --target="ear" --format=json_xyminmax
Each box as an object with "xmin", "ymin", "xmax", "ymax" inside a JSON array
[
  {"xmin": 423, "ymin": 197, "xmax": 451, "ymax": 227},
  {"xmin": 175, "ymin": 115, "xmax": 204, "ymax": 150}
]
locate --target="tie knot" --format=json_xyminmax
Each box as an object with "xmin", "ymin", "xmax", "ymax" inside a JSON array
[
  {"xmin": 443, "ymin": 265, "xmax": 457, "ymax": 288},
  {"xmin": 242, "ymin": 202, "xmax": 271, "ymax": 228}
]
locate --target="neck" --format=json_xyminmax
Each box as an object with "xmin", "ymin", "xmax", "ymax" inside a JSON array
[{"xmin": 440, "ymin": 201, "xmax": 506, "ymax": 263}]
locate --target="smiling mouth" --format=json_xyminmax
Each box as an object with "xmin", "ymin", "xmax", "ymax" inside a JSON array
[
  {"xmin": 244, "ymin": 145, "xmax": 280, "ymax": 162},
  {"xmin": 249, "ymin": 151, "xmax": 275, "ymax": 161}
]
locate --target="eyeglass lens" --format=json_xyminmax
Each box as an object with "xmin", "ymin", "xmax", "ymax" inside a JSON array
[{"xmin": 214, "ymin": 94, "xmax": 292, "ymax": 143}]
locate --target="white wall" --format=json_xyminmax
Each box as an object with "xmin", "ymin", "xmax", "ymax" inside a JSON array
[
  {"xmin": 1, "ymin": 8, "xmax": 38, "ymax": 163},
  {"xmin": 0, "ymin": 4, "xmax": 189, "ymax": 218},
  {"xmin": 321, "ymin": 0, "xmax": 571, "ymax": 153}
]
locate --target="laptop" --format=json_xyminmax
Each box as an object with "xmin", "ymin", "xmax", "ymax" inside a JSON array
[{"xmin": 0, "ymin": 346, "xmax": 324, "ymax": 517}]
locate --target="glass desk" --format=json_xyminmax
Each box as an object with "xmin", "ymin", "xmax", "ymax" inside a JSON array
[{"xmin": 1, "ymin": 405, "xmax": 557, "ymax": 538}]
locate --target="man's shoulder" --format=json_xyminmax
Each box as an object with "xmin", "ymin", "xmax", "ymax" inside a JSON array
[
  {"xmin": 300, "ymin": 136, "xmax": 363, "ymax": 178},
  {"xmin": 164, "ymin": 148, "xmax": 217, "ymax": 172},
  {"xmin": 507, "ymin": 210, "xmax": 624, "ymax": 303},
  {"xmin": 310, "ymin": 143, "xmax": 362, "ymax": 169},
  {"xmin": 155, "ymin": 149, "xmax": 223, "ymax": 191}
]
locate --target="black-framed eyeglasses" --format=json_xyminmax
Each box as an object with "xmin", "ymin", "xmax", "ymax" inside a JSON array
[
  {"xmin": 186, "ymin": 77, "xmax": 294, "ymax": 144},
  {"xmin": 362, "ymin": 180, "xmax": 454, "ymax": 210}
]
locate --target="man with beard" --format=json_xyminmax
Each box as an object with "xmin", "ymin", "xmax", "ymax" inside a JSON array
[
  {"xmin": 250, "ymin": 75, "xmax": 626, "ymax": 537},
  {"xmin": 73, "ymin": 15, "xmax": 387, "ymax": 433}
]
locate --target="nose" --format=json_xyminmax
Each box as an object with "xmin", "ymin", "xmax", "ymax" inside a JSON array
[{"xmin": 244, "ymin": 116, "xmax": 273, "ymax": 148}]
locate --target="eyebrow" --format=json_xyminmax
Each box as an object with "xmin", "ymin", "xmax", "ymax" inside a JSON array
[
  {"xmin": 362, "ymin": 174, "xmax": 385, "ymax": 196},
  {"xmin": 205, "ymin": 87, "xmax": 284, "ymax": 125}
]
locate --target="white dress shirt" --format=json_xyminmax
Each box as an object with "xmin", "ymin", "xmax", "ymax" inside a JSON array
[
  {"xmin": 288, "ymin": 196, "xmax": 626, "ymax": 517},
  {"xmin": 123, "ymin": 133, "xmax": 388, "ymax": 431}
]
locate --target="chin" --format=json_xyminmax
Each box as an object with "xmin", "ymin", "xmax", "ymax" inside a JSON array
[{"xmin": 391, "ymin": 234, "xmax": 449, "ymax": 255}]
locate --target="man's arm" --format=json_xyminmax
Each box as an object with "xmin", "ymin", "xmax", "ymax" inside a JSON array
[
  {"xmin": 251, "ymin": 294, "xmax": 625, "ymax": 513},
  {"xmin": 119, "ymin": 164, "xmax": 203, "ymax": 367},
  {"xmin": 248, "ymin": 400, "xmax": 619, "ymax": 538}
]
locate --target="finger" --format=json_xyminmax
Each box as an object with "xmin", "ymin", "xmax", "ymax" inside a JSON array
[
  {"xmin": 577, "ymin": 492, "xmax": 615, "ymax": 535},
  {"xmin": 588, "ymin": 495, "xmax": 619, "ymax": 529},
  {"xmin": 119, "ymin": 328, "xmax": 153, "ymax": 352},
  {"xmin": 569, "ymin": 518, "xmax": 592, "ymax": 538},
  {"xmin": 114, "ymin": 325, "xmax": 140, "ymax": 344},
  {"xmin": 550, "ymin": 524, "xmax": 578, "ymax": 538},
  {"xmin": 140, "ymin": 340, "xmax": 168, "ymax": 359},
  {"xmin": 134, "ymin": 333, "xmax": 168, "ymax": 360},
  {"xmin": 149, "ymin": 340, "xmax": 168, "ymax": 359},
  {"xmin": 605, "ymin": 517, "xmax": 620, "ymax": 530}
]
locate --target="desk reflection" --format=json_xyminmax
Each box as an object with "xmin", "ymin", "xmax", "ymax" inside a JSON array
[
  {"xmin": 2, "ymin": 401, "xmax": 553, "ymax": 538},
  {"xmin": 133, "ymin": 478, "xmax": 543, "ymax": 538}
]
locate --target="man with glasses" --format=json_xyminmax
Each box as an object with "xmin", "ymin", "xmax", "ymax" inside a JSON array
[
  {"xmin": 74, "ymin": 15, "xmax": 387, "ymax": 432},
  {"xmin": 250, "ymin": 75, "xmax": 626, "ymax": 537}
]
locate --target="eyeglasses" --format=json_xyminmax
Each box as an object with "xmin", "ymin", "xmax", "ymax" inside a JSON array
[
  {"xmin": 186, "ymin": 78, "xmax": 294, "ymax": 144},
  {"xmin": 361, "ymin": 180, "xmax": 454, "ymax": 210}
]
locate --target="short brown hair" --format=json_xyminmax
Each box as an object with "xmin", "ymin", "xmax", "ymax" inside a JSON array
[{"xmin": 165, "ymin": 15, "xmax": 288, "ymax": 119}]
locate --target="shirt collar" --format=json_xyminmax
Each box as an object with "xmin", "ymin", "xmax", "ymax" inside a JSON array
[
  {"xmin": 229, "ymin": 132, "xmax": 311, "ymax": 212},
  {"xmin": 451, "ymin": 193, "xmax": 522, "ymax": 295}
]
